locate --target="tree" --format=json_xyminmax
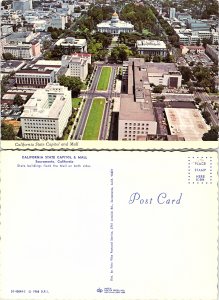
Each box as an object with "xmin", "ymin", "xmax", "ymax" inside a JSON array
[
  {"xmin": 58, "ymin": 75, "xmax": 83, "ymax": 96},
  {"xmin": 199, "ymin": 101, "xmax": 208, "ymax": 112},
  {"xmin": 43, "ymin": 40, "xmax": 52, "ymax": 50},
  {"xmin": 194, "ymin": 97, "xmax": 202, "ymax": 105},
  {"xmin": 202, "ymin": 126, "xmax": 219, "ymax": 141},
  {"xmin": 153, "ymin": 85, "xmax": 164, "ymax": 93},
  {"xmin": 3, "ymin": 53, "xmax": 14, "ymax": 60},
  {"xmin": 202, "ymin": 38, "xmax": 212, "ymax": 48},
  {"xmin": 1, "ymin": 122, "xmax": 16, "ymax": 140},
  {"xmin": 153, "ymin": 55, "xmax": 162, "ymax": 62},
  {"xmin": 179, "ymin": 66, "xmax": 192, "ymax": 82},
  {"xmin": 202, "ymin": 111, "xmax": 211, "ymax": 124},
  {"xmin": 51, "ymin": 31, "xmax": 59, "ymax": 40},
  {"xmin": 196, "ymin": 39, "xmax": 201, "ymax": 46},
  {"xmin": 14, "ymin": 94, "xmax": 23, "ymax": 106},
  {"xmin": 74, "ymin": 7, "xmax": 81, "ymax": 13},
  {"xmin": 110, "ymin": 45, "xmax": 132, "ymax": 62}
]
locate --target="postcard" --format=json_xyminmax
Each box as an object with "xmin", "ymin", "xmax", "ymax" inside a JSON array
[{"xmin": 1, "ymin": 149, "xmax": 218, "ymax": 300}]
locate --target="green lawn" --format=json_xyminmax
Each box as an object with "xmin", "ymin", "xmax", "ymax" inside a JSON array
[
  {"xmin": 97, "ymin": 67, "xmax": 112, "ymax": 91},
  {"xmin": 142, "ymin": 29, "xmax": 153, "ymax": 36},
  {"xmin": 72, "ymin": 98, "xmax": 82, "ymax": 109},
  {"xmin": 83, "ymin": 98, "xmax": 105, "ymax": 140}
]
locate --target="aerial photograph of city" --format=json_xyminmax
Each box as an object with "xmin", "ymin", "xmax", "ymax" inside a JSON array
[{"xmin": 1, "ymin": 0, "xmax": 218, "ymax": 141}]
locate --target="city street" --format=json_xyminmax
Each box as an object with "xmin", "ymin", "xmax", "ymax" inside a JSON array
[
  {"xmin": 195, "ymin": 92, "xmax": 219, "ymax": 126},
  {"xmin": 73, "ymin": 64, "xmax": 118, "ymax": 140}
]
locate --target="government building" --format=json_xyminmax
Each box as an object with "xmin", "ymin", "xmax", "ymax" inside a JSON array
[
  {"xmin": 21, "ymin": 83, "xmax": 72, "ymax": 140},
  {"xmin": 118, "ymin": 58, "xmax": 157, "ymax": 141},
  {"xmin": 97, "ymin": 12, "xmax": 134, "ymax": 35}
]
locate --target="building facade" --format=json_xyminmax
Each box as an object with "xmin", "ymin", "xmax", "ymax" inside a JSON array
[
  {"xmin": 3, "ymin": 43, "xmax": 33, "ymax": 59},
  {"xmin": 21, "ymin": 83, "xmax": 72, "ymax": 140},
  {"xmin": 62, "ymin": 53, "xmax": 91, "ymax": 81},
  {"xmin": 13, "ymin": 0, "xmax": 32, "ymax": 12},
  {"xmin": 97, "ymin": 12, "xmax": 134, "ymax": 35},
  {"xmin": 50, "ymin": 16, "xmax": 66, "ymax": 30},
  {"xmin": 118, "ymin": 58, "xmax": 157, "ymax": 141},
  {"xmin": 145, "ymin": 63, "xmax": 182, "ymax": 88},
  {"xmin": 169, "ymin": 7, "xmax": 176, "ymax": 19},
  {"xmin": 136, "ymin": 40, "xmax": 167, "ymax": 57},
  {"xmin": 15, "ymin": 69, "xmax": 55, "ymax": 87},
  {"xmin": 55, "ymin": 37, "xmax": 87, "ymax": 52},
  {"xmin": 3, "ymin": 41, "xmax": 41, "ymax": 59}
]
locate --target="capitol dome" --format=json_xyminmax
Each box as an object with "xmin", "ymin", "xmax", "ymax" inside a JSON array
[
  {"xmin": 97, "ymin": 10, "xmax": 134, "ymax": 36},
  {"xmin": 111, "ymin": 11, "xmax": 119, "ymax": 23}
]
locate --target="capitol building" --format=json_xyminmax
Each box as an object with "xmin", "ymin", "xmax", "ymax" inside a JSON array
[{"xmin": 97, "ymin": 12, "xmax": 134, "ymax": 35}]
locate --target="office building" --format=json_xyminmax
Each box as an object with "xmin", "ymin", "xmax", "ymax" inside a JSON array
[
  {"xmin": 144, "ymin": 63, "xmax": 182, "ymax": 88},
  {"xmin": 6, "ymin": 31, "xmax": 35, "ymax": 43},
  {"xmin": 21, "ymin": 83, "xmax": 72, "ymax": 140},
  {"xmin": 3, "ymin": 41, "xmax": 41, "ymax": 59},
  {"xmin": 50, "ymin": 16, "xmax": 66, "ymax": 30},
  {"xmin": 136, "ymin": 40, "xmax": 167, "ymax": 57},
  {"xmin": 118, "ymin": 58, "xmax": 157, "ymax": 141},
  {"xmin": 62, "ymin": 53, "xmax": 91, "ymax": 81},
  {"xmin": 1, "ymin": 25, "xmax": 13, "ymax": 36},
  {"xmin": 15, "ymin": 69, "xmax": 55, "ymax": 87},
  {"xmin": 97, "ymin": 11, "xmax": 134, "ymax": 35},
  {"xmin": 13, "ymin": 0, "xmax": 32, "ymax": 12},
  {"xmin": 55, "ymin": 37, "xmax": 87, "ymax": 52},
  {"xmin": 169, "ymin": 7, "xmax": 176, "ymax": 19}
]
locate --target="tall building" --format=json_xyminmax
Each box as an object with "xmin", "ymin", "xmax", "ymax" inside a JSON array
[
  {"xmin": 13, "ymin": 0, "xmax": 32, "ymax": 12},
  {"xmin": 118, "ymin": 58, "xmax": 157, "ymax": 141},
  {"xmin": 169, "ymin": 7, "xmax": 176, "ymax": 19},
  {"xmin": 21, "ymin": 83, "xmax": 72, "ymax": 140},
  {"xmin": 62, "ymin": 53, "xmax": 91, "ymax": 81},
  {"xmin": 50, "ymin": 16, "xmax": 66, "ymax": 30},
  {"xmin": 97, "ymin": 12, "xmax": 134, "ymax": 35}
]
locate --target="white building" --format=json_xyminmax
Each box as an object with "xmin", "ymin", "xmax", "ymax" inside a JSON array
[
  {"xmin": 13, "ymin": 0, "xmax": 32, "ymax": 12},
  {"xmin": 144, "ymin": 63, "xmax": 182, "ymax": 88},
  {"xmin": 55, "ymin": 37, "xmax": 87, "ymax": 52},
  {"xmin": 3, "ymin": 40, "xmax": 41, "ymax": 59},
  {"xmin": 50, "ymin": 15, "xmax": 66, "ymax": 30},
  {"xmin": 118, "ymin": 58, "xmax": 157, "ymax": 141},
  {"xmin": 1, "ymin": 25, "xmax": 13, "ymax": 36},
  {"xmin": 3, "ymin": 43, "xmax": 33, "ymax": 59},
  {"xmin": 62, "ymin": 53, "xmax": 91, "ymax": 81},
  {"xmin": 21, "ymin": 83, "xmax": 72, "ymax": 140},
  {"xmin": 169, "ymin": 7, "xmax": 176, "ymax": 19},
  {"xmin": 0, "ymin": 36, "xmax": 7, "ymax": 58},
  {"xmin": 136, "ymin": 40, "xmax": 167, "ymax": 57},
  {"xmin": 178, "ymin": 33, "xmax": 190, "ymax": 45},
  {"xmin": 97, "ymin": 12, "xmax": 134, "ymax": 35},
  {"xmin": 212, "ymin": 32, "xmax": 219, "ymax": 44}
]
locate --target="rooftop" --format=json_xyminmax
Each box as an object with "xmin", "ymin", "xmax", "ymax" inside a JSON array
[
  {"xmin": 145, "ymin": 62, "xmax": 178, "ymax": 74},
  {"xmin": 21, "ymin": 84, "xmax": 71, "ymax": 119},
  {"xmin": 165, "ymin": 108, "xmax": 209, "ymax": 141},
  {"xmin": 16, "ymin": 69, "xmax": 53, "ymax": 74},
  {"xmin": 35, "ymin": 60, "xmax": 62, "ymax": 66},
  {"xmin": 136, "ymin": 40, "xmax": 167, "ymax": 49},
  {"xmin": 119, "ymin": 94, "xmax": 156, "ymax": 121}
]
